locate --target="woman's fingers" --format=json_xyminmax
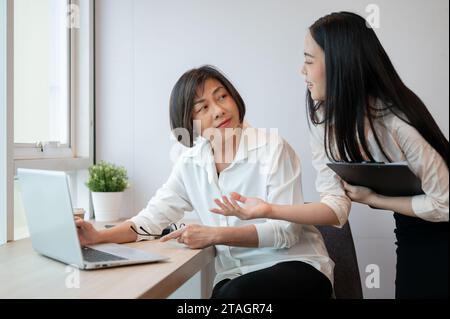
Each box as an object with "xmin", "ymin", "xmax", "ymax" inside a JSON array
[
  {"xmin": 160, "ymin": 228, "xmax": 185, "ymax": 242},
  {"xmin": 231, "ymin": 192, "xmax": 247, "ymax": 203},
  {"xmin": 209, "ymin": 208, "xmax": 226, "ymax": 216},
  {"xmin": 342, "ymin": 181, "xmax": 354, "ymax": 192},
  {"xmin": 210, "ymin": 195, "xmax": 248, "ymax": 218},
  {"xmin": 75, "ymin": 218, "xmax": 86, "ymax": 229},
  {"xmin": 230, "ymin": 197, "xmax": 242, "ymax": 211},
  {"xmin": 222, "ymin": 196, "xmax": 238, "ymax": 210},
  {"xmin": 214, "ymin": 198, "xmax": 229, "ymax": 212}
]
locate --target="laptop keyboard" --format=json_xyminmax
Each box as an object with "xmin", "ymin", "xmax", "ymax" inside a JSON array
[{"xmin": 82, "ymin": 247, "xmax": 127, "ymax": 263}]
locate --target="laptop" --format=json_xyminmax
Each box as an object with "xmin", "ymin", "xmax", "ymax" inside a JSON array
[{"xmin": 17, "ymin": 168, "xmax": 168, "ymax": 269}]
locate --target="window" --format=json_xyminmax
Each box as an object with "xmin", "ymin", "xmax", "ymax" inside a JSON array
[
  {"xmin": 5, "ymin": 0, "xmax": 94, "ymax": 242},
  {"xmin": 14, "ymin": 0, "xmax": 71, "ymax": 158}
]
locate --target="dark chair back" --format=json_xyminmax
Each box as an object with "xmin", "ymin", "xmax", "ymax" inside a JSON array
[{"xmin": 316, "ymin": 223, "xmax": 363, "ymax": 299}]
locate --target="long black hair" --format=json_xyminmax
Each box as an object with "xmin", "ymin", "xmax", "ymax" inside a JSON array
[{"xmin": 307, "ymin": 12, "xmax": 448, "ymax": 166}]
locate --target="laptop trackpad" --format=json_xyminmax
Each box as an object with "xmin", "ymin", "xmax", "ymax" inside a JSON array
[{"xmin": 89, "ymin": 243, "xmax": 168, "ymax": 261}]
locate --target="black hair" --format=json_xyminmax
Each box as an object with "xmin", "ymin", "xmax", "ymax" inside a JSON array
[{"xmin": 307, "ymin": 12, "xmax": 448, "ymax": 166}]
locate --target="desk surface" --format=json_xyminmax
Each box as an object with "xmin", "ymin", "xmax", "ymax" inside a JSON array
[{"xmin": 0, "ymin": 220, "xmax": 215, "ymax": 299}]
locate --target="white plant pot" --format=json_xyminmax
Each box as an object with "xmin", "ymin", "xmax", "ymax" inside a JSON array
[{"xmin": 91, "ymin": 192, "xmax": 124, "ymax": 222}]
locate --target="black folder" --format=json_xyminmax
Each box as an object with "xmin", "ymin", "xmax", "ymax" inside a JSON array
[{"xmin": 327, "ymin": 162, "xmax": 424, "ymax": 197}]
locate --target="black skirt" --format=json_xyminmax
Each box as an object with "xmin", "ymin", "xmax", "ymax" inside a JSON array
[{"xmin": 394, "ymin": 213, "xmax": 449, "ymax": 299}]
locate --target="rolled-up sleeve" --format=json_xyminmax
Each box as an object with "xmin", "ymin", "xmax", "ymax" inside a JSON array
[
  {"xmin": 129, "ymin": 161, "xmax": 193, "ymax": 241},
  {"xmin": 309, "ymin": 124, "xmax": 351, "ymax": 227},
  {"xmin": 254, "ymin": 140, "xmax": 304, "ymax": 249},
  {"xmin": 395, "ymin": 119, "xmax": 449, "ymax": 222}
]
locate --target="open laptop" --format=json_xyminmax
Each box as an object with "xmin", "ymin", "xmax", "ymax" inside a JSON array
[{"xmin": 17, "ymin": 168, "xmax": 168, "ymax": 269}]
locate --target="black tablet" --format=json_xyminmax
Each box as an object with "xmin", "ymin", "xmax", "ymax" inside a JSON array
[{"xmin": 327, "ymin": 162, "xmax": 424, "ymax": 196}]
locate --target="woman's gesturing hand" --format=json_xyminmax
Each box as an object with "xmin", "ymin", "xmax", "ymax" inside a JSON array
[{"xmin": 209, "ymin": 192, "xmax": 272, "ymax": 220}]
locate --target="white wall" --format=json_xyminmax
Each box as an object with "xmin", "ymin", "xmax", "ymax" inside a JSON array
[{"xmin": 95, "ymin": 0, "xmax": 449, "ymax": 299}]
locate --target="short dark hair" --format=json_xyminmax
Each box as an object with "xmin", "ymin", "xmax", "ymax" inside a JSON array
[{"xmin": 169, "ymin": 65, "xmax": 246, "ymax": 147}]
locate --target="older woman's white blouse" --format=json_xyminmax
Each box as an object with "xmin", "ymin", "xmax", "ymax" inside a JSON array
[{"xmin": 129, "ymin": 127, "xmax": 334, "ymax": 286}]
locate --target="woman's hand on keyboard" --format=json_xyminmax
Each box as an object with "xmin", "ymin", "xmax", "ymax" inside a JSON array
[{"xmin": 75, "ymin": 217, "xmax": 102, "ymax": 246}]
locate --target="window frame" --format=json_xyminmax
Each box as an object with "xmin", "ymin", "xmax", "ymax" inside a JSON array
[
  {"xmin": 13, "ymin": 0, "xmax": 74, "ymax": 159},
  {"xmin": 1, "ymin": 0, "xmax": 14, "ymax": 245},
  {"xmin": 12, "ymin": 0, "xmax": 94, "ymax": 167},
  {"xmin": 5, "ymin": 0, "xmax": 95, "ymax": 242}
]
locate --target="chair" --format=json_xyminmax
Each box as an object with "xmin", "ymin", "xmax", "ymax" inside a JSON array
[{"xmin": 316, "ymin": 222, "xmax": 363, "ymax": 299}]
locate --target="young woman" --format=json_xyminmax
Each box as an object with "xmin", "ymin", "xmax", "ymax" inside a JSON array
[
  {"xmin": 75, "ymin": 65, "xmax": 333, "ymax": 299},
  {"xmin": 211, "ymin": 12, "xmax": 449, "ymax": 299}
]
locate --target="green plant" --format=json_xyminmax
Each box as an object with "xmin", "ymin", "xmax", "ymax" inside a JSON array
[{"xmin": 86, "ymin": 161, "xmax": 129, "ymax": 192}]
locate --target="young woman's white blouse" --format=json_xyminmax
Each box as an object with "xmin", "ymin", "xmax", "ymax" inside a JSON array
[{"xmin": 309, "ymin": 112, "xmax": 449, "ymax": 226}]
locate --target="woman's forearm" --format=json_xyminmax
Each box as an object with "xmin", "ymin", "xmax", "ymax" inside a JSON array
[
  {"xmin": 367, "ymin": 194, "xmax": 416, "ymax": 217},
  {"xmin": 268, "ymin": 202, "xmax": 340, "ymax": 226},
  {"xmin": 98, "ymin": 221, "xmax": 138, "ymax": 244},
  {"xmin": 215, "ymin": 225, "xmax": 259, "ymax": 247}
]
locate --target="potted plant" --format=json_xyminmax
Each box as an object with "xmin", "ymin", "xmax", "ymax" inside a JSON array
[{"xmin": 86, "ymin": 161, "xmax": 129, "ymax": 222}]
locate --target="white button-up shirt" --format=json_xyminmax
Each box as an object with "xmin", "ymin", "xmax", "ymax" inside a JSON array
[
  {"xmin": 310, "ymin": 111, "xmax": 449, "ymax": 225},
  {"xmin": 130, "ymin": 127, "xmax": 334, "ymax": 286}
]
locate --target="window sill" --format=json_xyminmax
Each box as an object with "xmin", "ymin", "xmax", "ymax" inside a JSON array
[{"xmin": 14, "ymin": 157, "xmax": 92, "ymax": 172}]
